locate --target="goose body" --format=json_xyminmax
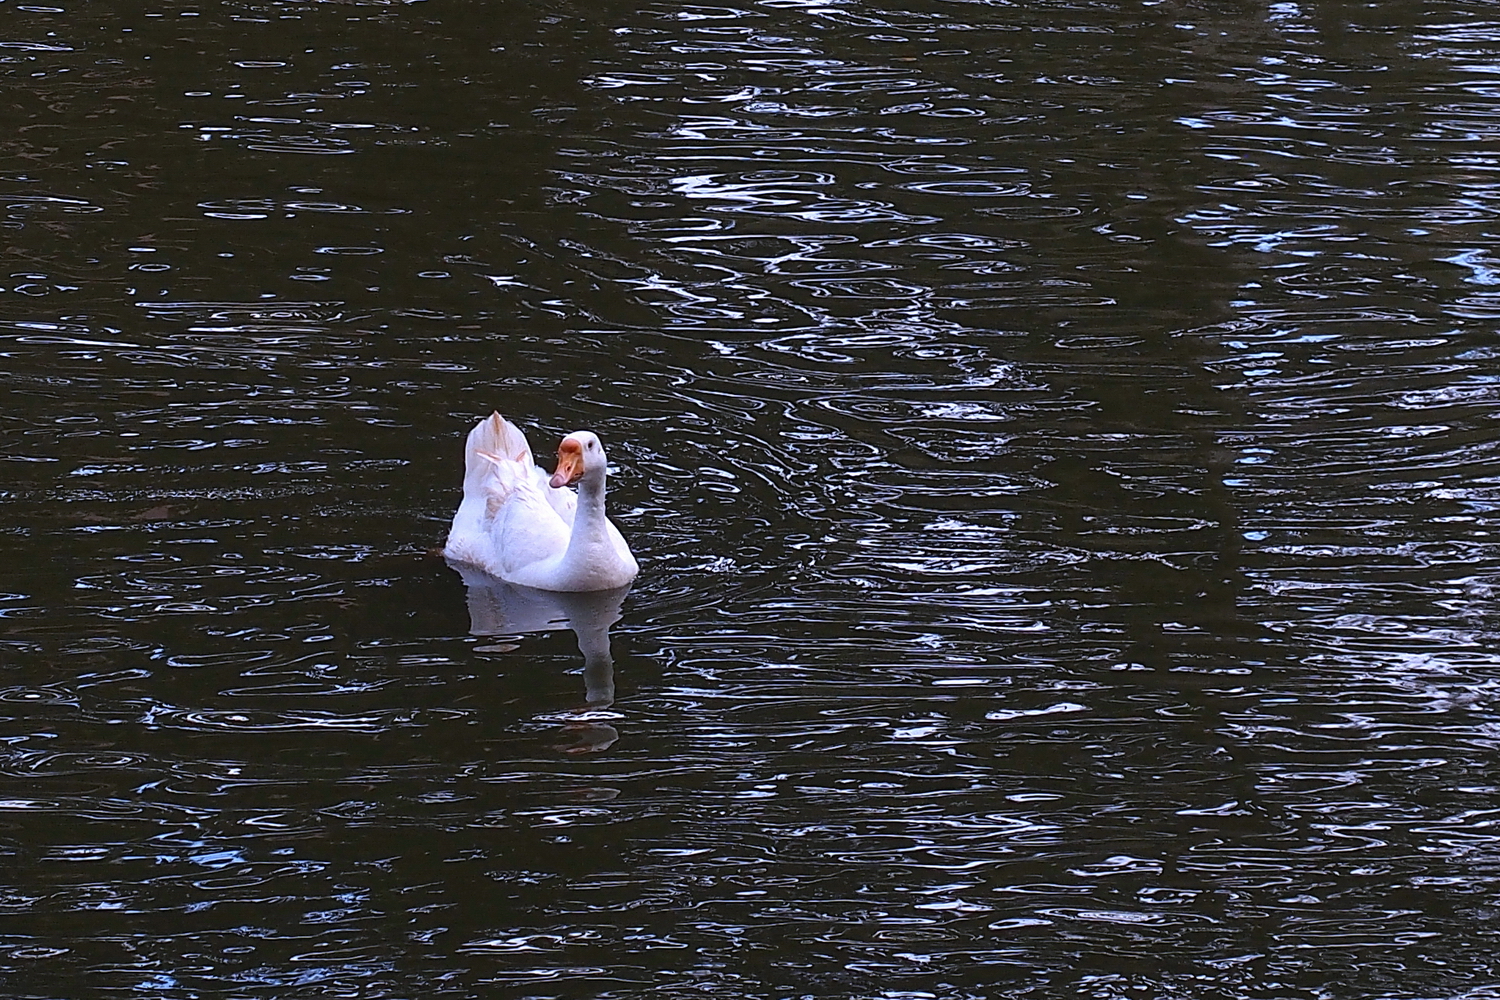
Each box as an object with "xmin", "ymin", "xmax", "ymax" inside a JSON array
[{"xmin": 443, "ymin": 412, "xmax": 638, "ymax": 592}]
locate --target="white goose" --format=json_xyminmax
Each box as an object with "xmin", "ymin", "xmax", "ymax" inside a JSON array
[{"xmin": 443, "ymin": 412, "xmax": 638, "ymax": 592}]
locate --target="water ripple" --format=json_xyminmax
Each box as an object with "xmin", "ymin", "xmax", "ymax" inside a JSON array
[{"xmin": 6, "ymin": 1, "xmax": 1500, "ymax": 997}]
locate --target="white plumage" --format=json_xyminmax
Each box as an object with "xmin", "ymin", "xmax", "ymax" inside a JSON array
[{"xmin": 443, "ymin": 412, "xmax": 638, "ymax": 592}]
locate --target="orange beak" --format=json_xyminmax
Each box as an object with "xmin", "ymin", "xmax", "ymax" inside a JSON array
[{"xmin": 550, "ymin": 438, "xmax": 585, "ymax": 488}]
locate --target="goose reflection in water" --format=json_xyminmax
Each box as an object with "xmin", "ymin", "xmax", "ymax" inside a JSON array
[{"xmin": 449, "ymin": 560, "xmax": 629, "ymax": 754}]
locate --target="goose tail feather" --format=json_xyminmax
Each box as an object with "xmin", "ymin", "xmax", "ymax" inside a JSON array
[{"xmin": 463, "ymin": 412, "xmax": 532, "ymax": 493}]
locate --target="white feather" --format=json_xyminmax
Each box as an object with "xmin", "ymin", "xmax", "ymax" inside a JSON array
[{"xmin": 443, "ymin": 413, "xmax": 637, "ymax": 592}]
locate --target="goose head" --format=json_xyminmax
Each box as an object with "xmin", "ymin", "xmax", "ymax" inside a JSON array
[{"xmin": 550, "ymin": 431, "xmax": 607, "ymax": 488}]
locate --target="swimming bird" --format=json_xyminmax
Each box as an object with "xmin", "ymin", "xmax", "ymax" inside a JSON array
[{"xmin": 443, "ymin": 412, "xmax": 638, "ymax": 591}]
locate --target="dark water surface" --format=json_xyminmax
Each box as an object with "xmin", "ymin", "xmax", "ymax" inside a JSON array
[{"xmin": 5, "ymin": 0, "xmax": 1500, "ymax": 996}]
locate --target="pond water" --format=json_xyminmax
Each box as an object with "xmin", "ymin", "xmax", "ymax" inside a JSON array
[{"xmin": 5, "ymin": 0, "xmax": 1500, "ymax": 996}]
